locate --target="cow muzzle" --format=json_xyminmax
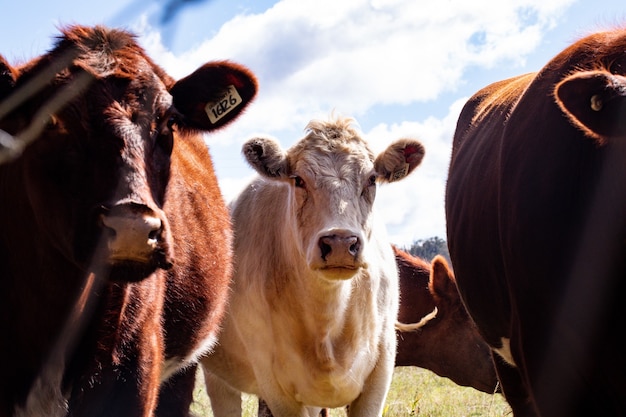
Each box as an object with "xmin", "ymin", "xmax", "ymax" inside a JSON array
[
  {"xmin": 311, "ymin": 230, "xmax": 365, "ymax": 280},
  {"xmin": 99, "ymin": 203, "xmax": 173, "ymax": 279}
]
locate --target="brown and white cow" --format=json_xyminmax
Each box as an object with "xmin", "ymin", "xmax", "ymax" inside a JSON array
[
  {"xmin": 0, "ymin": 25, "xmax": 256, "ymax": 417},
  {"xmin": 200, "ymin": 116, "xmax": 424, "ymax": 417},
  {"xmin": 393, "ymin": 248, "xmax": 498, "ymax": 394},
  {"xmin": 446, "ymin": 28, "xmax": 626, "ymax": 416}
]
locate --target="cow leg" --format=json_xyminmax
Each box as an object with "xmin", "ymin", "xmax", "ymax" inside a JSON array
[
  {"xmin": 259, "ymin": 398, "xmax": 324, "ymax": 417},
  {"xmin": 256, "ymin": 398, "xmax": 309, "ymax": 417},
  {"xmin": 66, "ymin": 327, "xmax": 163, "ymax": 417},
  {"xmin": 306, "ymin": 406, "xmax": 324, "ymax": 417},
  {"xmin": 66, "ymin": 358, "xmax": 158, "ymax": 417},
  {"xmin": 257, "ymin": 398, "xmax": 272, "ymax": 417},
  {"xmin": 66, "ymin": 282, "xmax": 164, "ymax": 417},
  {"xmin": 492, "ymin": 354, "xmax": 538, "ymax": 417},
  {"xmin": 155, "ymin": 365, "xmax": 197, "ymax": 417},
  {"xmin": 203, "ymin": 369, "xmax": 242, "ymax": 417},
  {"xmin": 257, "ymin": 398, "xmax": 273, "ymax": 417},
  {"xmin": 346, "ymin": 340, "xmax": 394, "ymax": 416}
]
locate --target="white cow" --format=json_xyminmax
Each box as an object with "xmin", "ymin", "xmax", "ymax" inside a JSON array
[{"xmin": 201, "ymin": 116, "xmax": 425, "ymax": 417}]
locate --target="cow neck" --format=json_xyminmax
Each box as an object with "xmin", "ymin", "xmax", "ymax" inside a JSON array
[{"xmin": 285, "ymin": 267, "xmax": 368, "ymax": 345}]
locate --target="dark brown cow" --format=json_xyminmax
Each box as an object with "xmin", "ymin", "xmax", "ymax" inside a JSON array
[
  {"xmin": 393, "ymin": 248, "xmax": 498, "ymax": 394},
  {"xmin": 0, "ymin": 25, "xmax": 256, "ymax": 417},
  {"xmin": 446, "ymin": 28, "xmax": 626, "ymax": 416}
]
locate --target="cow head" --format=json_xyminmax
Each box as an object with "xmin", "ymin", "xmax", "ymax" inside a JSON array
[
  {"xmin": 425, "ymin": 255, "xmax": 499, "ymax": 392},
  {"xmin": 393, "ymin": 248, "xmax": 498, "ymax": 393},
  {"xmin": 552, "ymin": 30, "xmax": 626, "ymax": 144},
  {"xmin": 242, "ymin": 116, "xmax": 424, "ymax": 280},
  {"xmin": 0, "ymin": 26, "xmax": 257, "ymax": 281}
]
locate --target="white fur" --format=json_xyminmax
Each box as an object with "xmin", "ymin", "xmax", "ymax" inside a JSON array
[
  {"xmin": 161, "ymin": 331, "xmax": 219, "ymax": 382},
  {"xmin": 201, "ymin": 118, "xmax": 423, "ymax": 417}
]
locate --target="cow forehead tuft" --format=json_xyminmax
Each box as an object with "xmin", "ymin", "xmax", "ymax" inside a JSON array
[
  {"xmin": 290, "ymin": 116, "xmax": 375, "ymax": 162},
  {"xmin": 53, "ymin": 25, "xmax": 167, "ymax": 83}
]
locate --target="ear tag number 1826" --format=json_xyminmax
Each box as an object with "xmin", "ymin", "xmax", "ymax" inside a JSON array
[{"xmin": 205, "ymin": 85, "xmax": 243, "ymax": 124}]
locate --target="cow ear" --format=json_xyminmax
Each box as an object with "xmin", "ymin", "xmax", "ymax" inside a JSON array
[
  {"xmin": 0, "ymin": 55, "xmax": 17, "ymax": 100},
  {"xmin": 374, "ymin": 138, "xmax": 425, "ymax": 183},
  {"xmin": 169, "ymin": 60, "xmax": 258, "ymax": 132},
  {"xmin": 0, "ymin": 55, "xmax": 18, "ymax": 136},
  {"xmin": 242, "ymin": 136, "xmax": 289, "ymax": 178},
  {"xmin": 428, "ymin": 255, "xmax": 457, "ymax": 302},
  {"xmin": 555, "ymin": 71, "xmax": 626, "ymax": 143}
]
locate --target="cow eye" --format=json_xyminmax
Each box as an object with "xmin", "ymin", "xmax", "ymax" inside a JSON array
[
  {"xmin": 166, "ymin": 115, "xmax": 178, "ymax": 130},
  {"xmin": 155, "ymin": 114, "xmax": 177, "ymax": 155},
  {"xmin": 362, "ymin": 174, "xmax": 377, "ymax": 198},
  {"xmin": 291, "ymin": 175, "xmax": 305, "ymax": 189}
]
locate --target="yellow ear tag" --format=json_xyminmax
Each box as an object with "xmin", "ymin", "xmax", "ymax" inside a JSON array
[
  {"xmin": 390, "ymin": 163, "xmax": 409, "ymax": 181},
  {"xmin": 205, "ymin": 85, "xmax": 243, "ymax": 124}
]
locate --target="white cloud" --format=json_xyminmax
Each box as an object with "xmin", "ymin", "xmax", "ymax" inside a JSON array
[
  {"xmin": 368, "ymin": 98, "xmax": 466, "ymax": 245},
  {"xmin": 138, "ymin": 0, "xmax": 572, "ymax": 139},
  {"xmin": 134, "ymin": 0, "xmax": 575, "ymax": 244}
]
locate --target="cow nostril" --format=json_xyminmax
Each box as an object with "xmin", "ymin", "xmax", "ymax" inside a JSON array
[
  {"xmin": 319, "ymin": 235, "xmax": 361, "ymax": 262},
  {"xmin": 100, "ymin": 213, "xmax": 116, "ymax": 236},
  {"xmin": 319, "ymin": 237, "xmax": 332, "ymax": 261},
  {"xmin": 348, "ymin": 238, "xmax": 361, "ymax": 257},
  {"xmin": 148, "ymin": 229, "xmax": 159, "ymax": 241}
]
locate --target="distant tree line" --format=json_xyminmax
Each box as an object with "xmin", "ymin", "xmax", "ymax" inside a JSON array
[{"xmin": 403, "ymin": 236, "xmax": 450, "ymax": 263}]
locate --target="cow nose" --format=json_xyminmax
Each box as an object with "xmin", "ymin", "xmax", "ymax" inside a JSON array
[
  {"xmin": 100, "ymin": 204, "xmax": 164, "ymax": 263},
  {"xmin": 319, "ymin": 234, "xmax": 361, "ymax": 261}
]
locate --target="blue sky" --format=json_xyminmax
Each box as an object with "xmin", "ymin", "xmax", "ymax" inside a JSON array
[{"xmin": 2, "ymin": 0, "xmax": 625, "ymax": 246}]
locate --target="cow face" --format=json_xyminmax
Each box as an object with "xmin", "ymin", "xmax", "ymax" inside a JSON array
[
  {"xmin": 243, "ymin": 116, "xmax": 424, "ymax": 280},
  {"xmin": 0, "ymin": 26, "xmax": 257, "ymax": 281}
]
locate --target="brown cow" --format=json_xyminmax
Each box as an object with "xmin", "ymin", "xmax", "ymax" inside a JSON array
[
  {"xmin": 393, "ymin": 248, "xmax": 498, "ymax": 394},
  {"xmin": 446, "ymin": 28, "xmax": 626, "ymax": 416},
  {"xmin": 0, "ymin": 25, "xmax": 256, "ymax": 417}
]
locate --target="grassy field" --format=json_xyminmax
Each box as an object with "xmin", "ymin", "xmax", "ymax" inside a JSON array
[{"xmin": 190, "ymin": 366, "xmax": 512, "ymax": 416}]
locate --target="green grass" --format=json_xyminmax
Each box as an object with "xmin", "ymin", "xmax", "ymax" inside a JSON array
[{"xmin": 190, "ymin": 366, "xmax": 512, "ymax": 416}]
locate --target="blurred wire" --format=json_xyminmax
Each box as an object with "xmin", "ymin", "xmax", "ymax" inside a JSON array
[
  {"xmin": 0, "ymin": 49, "xmax": 93, "ymax": 164},
  {"xmin": 1, "ymin": 0, "xmax": 217, "ymax": 164},
  {"xmin": 160, "ymin": 0, "xmax": 212, "ymax": 24}
]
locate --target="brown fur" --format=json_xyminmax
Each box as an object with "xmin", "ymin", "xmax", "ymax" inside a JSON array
[
  {"xmin": 394, "ymin": 249, "xmax": 498, "ymax": 394},
  {"xmin": 446, "ymin": 27, "xmax": 626, "ymax": 417},
  {"xmin": 0, "ymin": 25, "xmax": 257, "ymax": 417}
]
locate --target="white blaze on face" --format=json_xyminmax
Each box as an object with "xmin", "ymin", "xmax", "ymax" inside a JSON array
[{"xmin": 338, "ymin": 199, "xmax": 348, "ymax": 214}]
